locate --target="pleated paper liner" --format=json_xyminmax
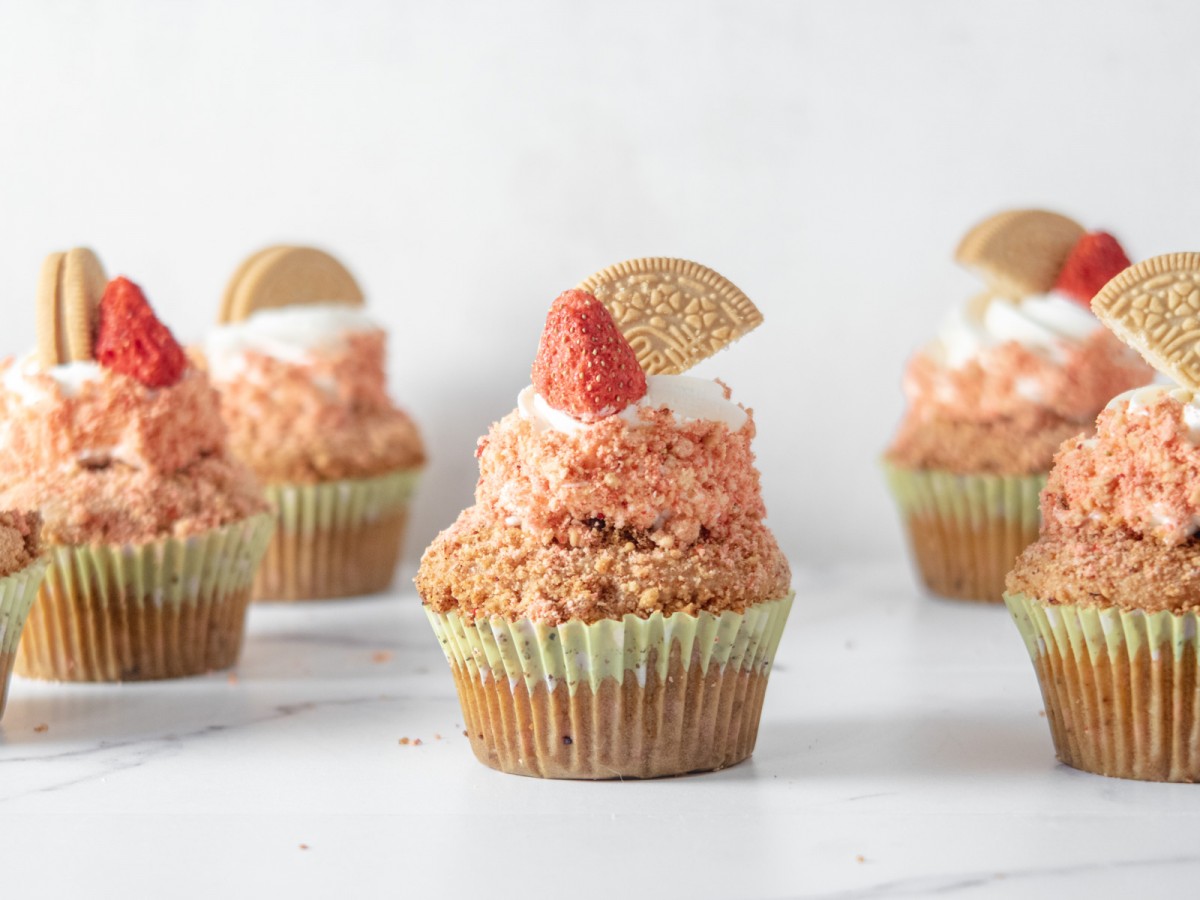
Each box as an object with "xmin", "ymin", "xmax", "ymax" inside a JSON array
[
  {"xmin": 426, "ymin": 592, "xmax": 794, "ymax": 779},
  {"xmin": 0, "ymin": 558, "xmax": 49, "ymax": 716},
  {"xmin": 883, "ymin": 462, "xmax": 1045, "ymax": 603},
  {"xmin": 254, "ymin": 467, "xmax": 420, "ymax": 601},
  {"xmin": 1006, "ymin": 591, "xmax": 1200, "ymax": 782},
  {"xmin": 16, "ymin": 513, "xmax": 273, "ymax": 683}
]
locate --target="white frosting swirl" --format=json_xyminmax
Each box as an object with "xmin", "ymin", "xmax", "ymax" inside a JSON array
[
  {"xmin": 2, "ymin": 353, "xmax": 102, "ymax": 406},
  {"xmin": 204, "ymin": 303, "xmax": 379, "ymax": 382},
  {"xmin": 1106, "ymin": 383, "xmax": 1200, "ymax": 442},
  {"xmin": 930, "ymin": 292, "xmax": 1098, "ymax": 368},
  {"xmin": 517, "ymin": 374, "xmax": 748, "ymax": 434}
]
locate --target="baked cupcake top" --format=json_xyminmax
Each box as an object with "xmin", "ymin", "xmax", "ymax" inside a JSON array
[
  {"xmin": 0, "ymin": 251, "xmax": 267, "ymax": 546},
  {"xmin": 0, "ymin": 510, "xmax": 40, "ymax": 578},
  {"xmin": 204, "ymin": 246, "xmax": 424, "ymax": 484},
  {"xmin": 1008, "ymin": 254, "xmax": 1200, "ymax": 612},
  {"xmin": 887, "ymin": 212, "xmax": 1153, "ymax": 474},
  {"xmin": 417, "ymin": 259, "xmax": 790, "ymax": 625}
]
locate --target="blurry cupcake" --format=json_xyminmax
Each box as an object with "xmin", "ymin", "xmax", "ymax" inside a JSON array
[
  {"xmin": 0, "ymin": 249, "xmax": 272, "ymax": 681},
  {"xmin": 884, "ymin": 211, "xmax": 1153, "ymax": 602},
  {"xmin": 417, "ymin": 258, "xmax": 792, "ymax": 779},
  {"xmin": 0, "ymin": 511, "xmax": 46, "ymax": 715},
  {"xmin": 206, "ymin": 246, "xmax": 424, "ymax": 601},
  {"xmin": 1007, "ymin": 253, "xmax": 1200, "ymax": 782}
]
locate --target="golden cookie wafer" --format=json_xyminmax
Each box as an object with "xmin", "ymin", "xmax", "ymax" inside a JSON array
[
  {"xmin": 61, "ymin": 248, "xmax": 107, "ymax": 362},
  {"xmin": 221, "ymin": 246, "xmax": 364, "ymax": 323},
  {"xmin": 36, "ymin": 252, "xmax": 66, "ymax": 369},
  {"xmin": 577, "ymin": 258, "xmax": 762, "ymax": 375},
  {"xmin": 1091, "ymin": 253, "xmax": 1200, "ymax": 389},
  {"xmin": 218, "ymin": 245, "xmax": 289, "ymax": 324},
  {"xmin": 35, "ymin": 248, "xmax": 107, "ymax": 368},
  {"xmin": 955, "ymin": 209, "xmax": 1085, "ymax": 298}
]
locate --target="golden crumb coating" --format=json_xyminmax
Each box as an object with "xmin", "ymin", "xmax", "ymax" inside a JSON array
[
  {"xmin": 417, "ymin": 506, "xmax": 790, "ymax": 625},
  {"xmin": 0, "ymin": 510, "xmax": 40, "ymax": 577}
]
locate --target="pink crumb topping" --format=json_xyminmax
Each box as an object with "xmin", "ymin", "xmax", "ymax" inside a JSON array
[
  {"xmin": 0, "ymin": 360, "xmax": 267, "ymax": 546},
  {"xmin": 903, "ymin": 330, "xmax": 1152, "ymax": 424},
  {"xmin": 474, "ymin": 405, "xmax": 763, "ymax": 549},
  {"xmin": 1043, "ymin": 391, "xmax": 1200, "ymax": 546},
  {"xmin": 208, "ymin": 331, "xmax": 424, "ymax": 483},
  {"xmin": 0, "ymin": 364, "xmax": 227, "ymax": 476}
]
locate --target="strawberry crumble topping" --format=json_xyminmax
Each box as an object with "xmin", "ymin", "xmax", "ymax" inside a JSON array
[
  {"xmin": 1009, "ymin": 387, "xmax": 1200, "ymax": 612},
  {"xmin": 887, "ymin": 330, "xmax": 1151, "ymax": 474},
  {"xmin": 205, "ymin": 330, "xmax": 424, "ymax": 484},
  {"xmin": 0, "ymin": 510, "xmax": 40, "ymax": 578}
]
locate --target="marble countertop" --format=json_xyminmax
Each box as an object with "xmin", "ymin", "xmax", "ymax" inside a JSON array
[{"xmin": 2, "ymin": 559, "xmax": 1196, "ymax": 899}]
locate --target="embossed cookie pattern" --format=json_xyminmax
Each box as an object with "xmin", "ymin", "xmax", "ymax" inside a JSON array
[
  {"xmin": 577, "ymin": 258, "xmax": 762, "ymax": 376},
  {"xmin": 1092, "ymin": 253, "xmax": 1200, "ymax": 390}
]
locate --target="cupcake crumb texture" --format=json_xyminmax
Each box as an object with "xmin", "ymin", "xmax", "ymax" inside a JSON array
[
  {"xmin": 209, "ymin": 331, "xmax": 424, "ymax": 483},
  {"xmin": 1009, "ymin": 387, "xmax": 1200, "ymax": 612},
  {"xmin": 0, "ymin": 361, "xmax": 267, "ymax": 546},
  {"xmin": 0, "ymin": 510, "xmax": 40, "ymax": 577},
  {"xmin": 888, "ymin": 330, "xmax": 1152, "ymax": 475},
  {"xmin": 418, "ymin": 394, "xmax": 789, "ymax": 624}
]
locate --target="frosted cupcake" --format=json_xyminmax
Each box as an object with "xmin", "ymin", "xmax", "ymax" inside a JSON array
[
  {"xmin": 1007, "ymin": 253, "xmax": 1200, "ymax": 782},
  {"xmin": 417, "ymin": 258, "xmax": 792, "ymax": 779},
  {"xmin": 0, "ymin": 511, "xmax": 46, "ymax": 716},
  {"xmin": 0, "ymin": 250, "xmax": 272, "ymax": 681},
  {"xmin": 206, "ymin": 246, "xmax": 424, "ymax": 601},
  {"xmin": 885, "ymin": 211, "xmax": 1152, "ymax": 602}
]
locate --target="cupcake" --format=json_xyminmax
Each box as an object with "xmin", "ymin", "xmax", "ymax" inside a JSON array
[
  {"xmin": 417, "ymin": 258, "xmax": 792, "ymax": 779},
  {"xmin": 206, "ymin": 246, "xmax": 424, "ymax": 601},
  {"xmin": 1007, "ymin": 252, "xmax": 1200, "ymax": 782},
  {"xmin": 0, "ymin": 511, "xmax": 46, "ymax": 716},
  {"xmin": 0, "ymin": 249, "xmax": 273, "ymax": 681},
  {"xmin": 884, "ymin": 211, "xmax": 1153, "ymax": 602}
]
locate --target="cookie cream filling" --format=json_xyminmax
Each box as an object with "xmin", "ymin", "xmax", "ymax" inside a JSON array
[
  {"xmin": 3, "ymin": 354, "xmax": 102, "ymax": 404},
  {"xmin": 1108, "ymin": 384, "xmax": 1200, "ymax": 442},
  {"xmin": 931, "ymin": 292, "xmax": 1098, "ymax": 369},
  {"xmin": 518, "ymin": 374, "xmax": 748, "ymax": 434},
  {"xmin": 205, "ymin": 303, "xmax": 380, "ymax": 381}
]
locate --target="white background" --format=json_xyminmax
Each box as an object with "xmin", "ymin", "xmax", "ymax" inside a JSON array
[{"xmin": 1, "ymin": 0, "xmax": 1197, "ymax": 566}]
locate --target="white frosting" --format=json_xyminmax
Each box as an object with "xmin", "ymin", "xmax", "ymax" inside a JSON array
[
  {"xmin": 516, "ymin": 374, "xmax": 748, "ymax": 435},
  {"xmin": 1107, "ymin": 384, "xmax": 1200, "ymax": 442},
  {"xmin": 204, "ymin": 303, "xmax": 379, "ymax": 382},
  {"xmin": 2, "ymin": 353, "xmax": 102, "ymax": 405},
  {"xmin": 929, "ymin": 292, "xmax": 1098, "ymax": 369}
]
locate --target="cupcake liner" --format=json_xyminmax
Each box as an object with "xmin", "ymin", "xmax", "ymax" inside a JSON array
[
  {"xmin": 1006, "ymin": 591, "xmax": 1200, "ymax": 782},
  {"xmin": 16, "ymin": 514, "xmax": 273, "ymax": 683},
  {"xmin": 255, "ymin": 468, "xmax": 420, "ymax": 601},
  {"xmin": 426, "ymin": 592, "xmax": 794, "ymax": 779},
  {"xmin": 0, "ymin": 559, "xmax": 48, "ymax": 717},
  {"xmin": 883, "ymin": 462, "xmax": 1045, "ymax": 603}
]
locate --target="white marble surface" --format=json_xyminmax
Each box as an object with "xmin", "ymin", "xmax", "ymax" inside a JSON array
[{"xmin": 2, "ymin": 560, "xmax": 1197, "ymax": 899}]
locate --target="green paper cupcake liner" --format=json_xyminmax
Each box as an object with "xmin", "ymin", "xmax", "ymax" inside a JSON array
[
  {"xmin": 1006, "ymin": 591, "xmax": 1200, "ymax": 782},
  {"xmin": 426, "ymin": 592, "xmax": 794, "ymax": 779},
  {"xmin": 17, "ymin": 513, "xmax": 274, "ymax": 682},
  {"xmin": 883, "ymin": 461, "xmax": 1045, "ymax": 602},
  {"xmin": 0, "ymin": 558, "xmax": 49, "ymax": 717},
  {"xmin": 255, "ymin": 467, "xmax": 421, "ymax": 601}
]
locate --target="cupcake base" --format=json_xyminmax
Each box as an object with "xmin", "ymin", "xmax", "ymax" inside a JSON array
[
  {"xmin": 16, "ymin": 514, "xmax": 273, "ymax": 683},
  {"xmin": 1006, "ymin": 591, "xmax": 1200, "ymax": 782},
  {"xmin": 428, "ymin": 593, "xmax": 793, "ymax": 780},
  {"xmin": 884, "ymin": 463, "xmax": 1044, "ymax": 603},
  {"xmin": 254, "ymin": 469, "xmax": 419, "ymax": 602},
  {"xmin": 453, "ymin": 650, "xmax": 770, "ymax": 779}
]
